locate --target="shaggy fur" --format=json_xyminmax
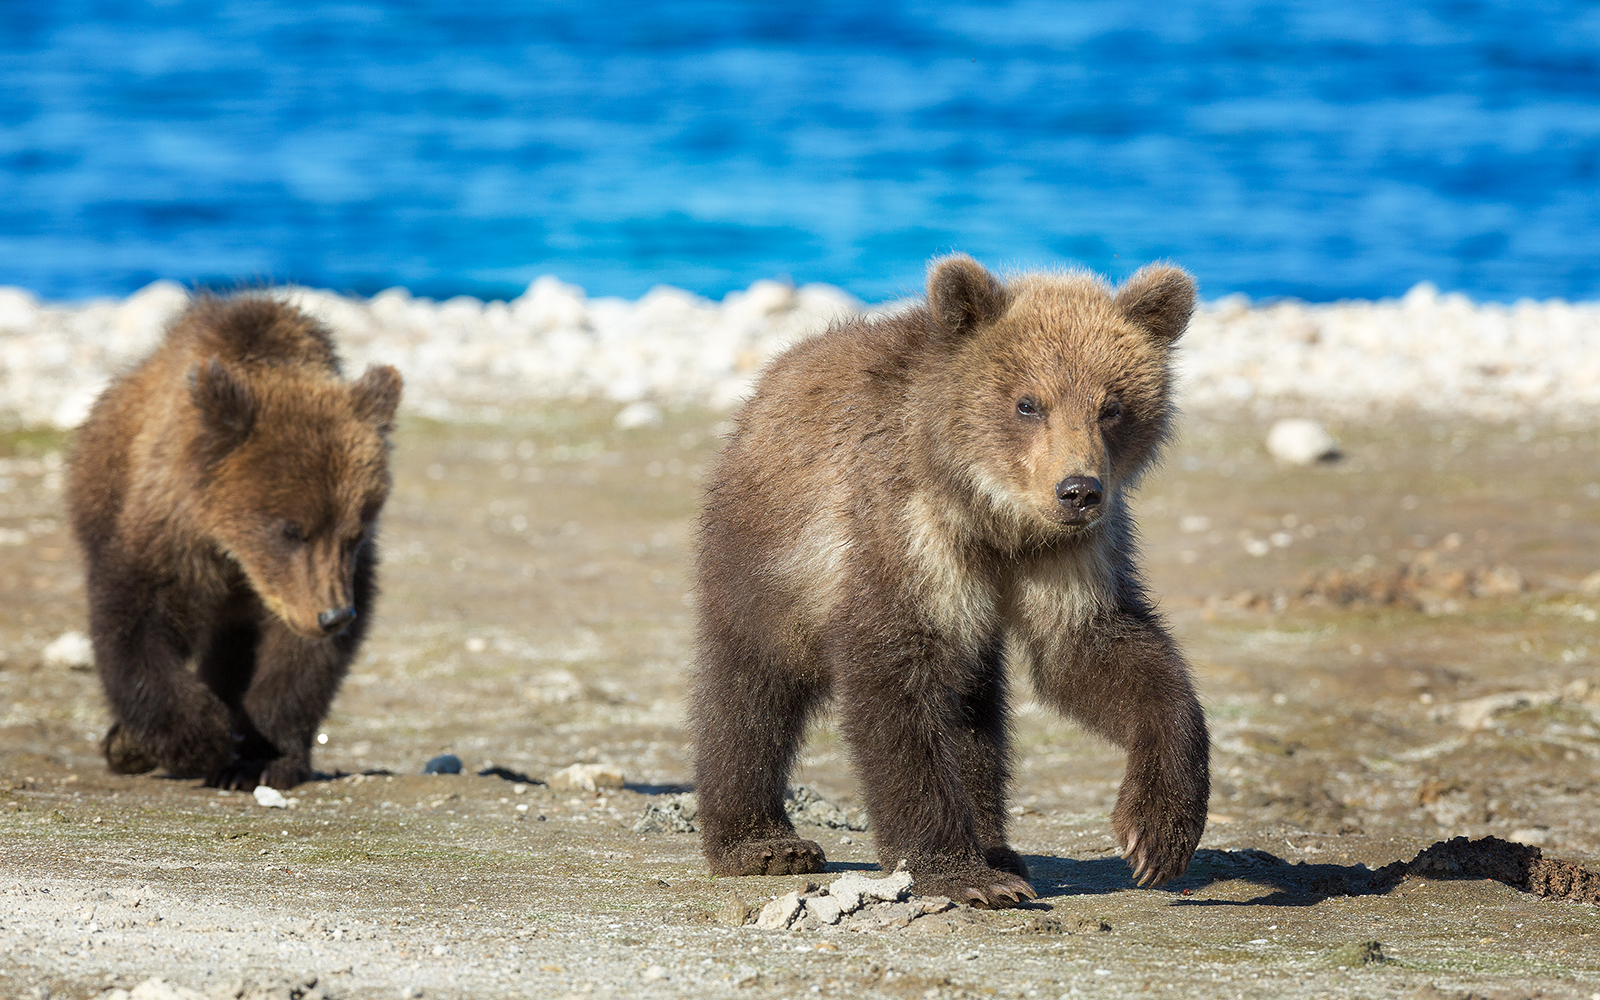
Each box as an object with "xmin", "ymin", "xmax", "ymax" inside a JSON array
[
  {"xmin": 67, "ymin": 295, "xmax": 402, "ymax": 790},
  {"xmin": 691, "ymin": 255, "xmax": 1209, "ymax": 906}
]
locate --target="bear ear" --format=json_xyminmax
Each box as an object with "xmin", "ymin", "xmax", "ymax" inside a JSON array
[
  {"xmin": 351, "ymin": 364, "xmax": 403, "ymax": 432},
  {"xmin": 1115, "ymin": 264, "xmax": 1197, "ymax": 344},
  {"xmin": 188, "ymin": 357, "xmax": 255, "ymax": 457},
  {"xmin": 927, "ymin": 254, "xmax": 1007, "ymax": 338}
]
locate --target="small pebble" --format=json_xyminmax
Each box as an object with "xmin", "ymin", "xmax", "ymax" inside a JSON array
[
  {"xmin": 1266, "ymin": 418, "xmax": 1341, "ymax": 465},
  {"xmin": 548, "ymin": 762, "xmax": 625, "ymax": 791},
  {"xmin": 423, "ymin": 754, "xmax": 463, "ymax": 775},
  {"xmin": 42, "ymin": 631, "xmax": 94, "ymax": 670},
  {"xmin": 253, "ymin": 786, "xmax": 289, "ymax": 809}
]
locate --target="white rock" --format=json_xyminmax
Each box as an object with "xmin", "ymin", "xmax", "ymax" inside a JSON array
[
  {"xmin": 42, "ymin": 631, "xmax": 94, "ymax": 669},
  {"xmin": 547, "ymin": 762, "xmax": 625, "ymax": 791},
  {"xmin": 253, "ymin": 785, "xmax": 289, "ymax": 809},
  {"xmin": 1266, "ymin": 419, "xmax": 1341, "ymax": 465},
  {"xmin": 1445, "ymin": 690, "xmax": 1560, "ymax": 730},
  {"xmin": 7, "ymin": 279, "xmax": 1600, "ymax": 430},
  {"xmin": 614, "ymin": 400, "xmax": 664, "ymax": 430},
  {"xmin": 804, "ymin": 893, "xmax": 844, "ymax": 925},
  {"xmin": 754, "ymin": 891, "xmax": 803, "ymax": 930},
  {"xmin": 824, "ymin": 869, "xmax": 914, "ymax": 913},
  {"xmin": 129, "ymin": 978, "xmax": 208, "ymax": 1000}
]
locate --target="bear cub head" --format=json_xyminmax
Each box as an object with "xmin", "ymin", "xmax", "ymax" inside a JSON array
[
  {"xmin": 924, "ymin": 255, "xmax": 1195, "ymax": 544},
  {"xmin": 188, "ymin": 351, "xmax": 402, "ymax": 640}
]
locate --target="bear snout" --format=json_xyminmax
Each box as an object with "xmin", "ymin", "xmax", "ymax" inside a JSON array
[
  {"xmin": 316, "ymin": 605, "xmax": 357, "ymax": 635},
  {"xmin": 1055, "ymin": 476, "xmax": 1104, "ymax": 518}
]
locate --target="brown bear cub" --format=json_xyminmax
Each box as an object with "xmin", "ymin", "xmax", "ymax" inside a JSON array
[
  {"xmin": 66, "ymin": 295, "xmax": 402, "ymax": 791},
  {"xmin": 691, "ymin": 255, "xmax": 1209, "ymax": 906}
]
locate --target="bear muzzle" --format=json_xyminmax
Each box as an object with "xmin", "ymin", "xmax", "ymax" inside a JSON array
[{"xmin": 1054, "ymin": 475, "xmax": 1104, "ymax": 525}]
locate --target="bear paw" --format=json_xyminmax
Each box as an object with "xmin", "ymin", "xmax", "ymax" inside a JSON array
[
  {"xmin": 1111, "ymin": 794, "xmax": 1206, "ymax": 888},
  {"xmin": 101, "ymin": 723, "xmax": 158, "ymax": 775},
  {"xmin": 914, "ymin": 866, "xmax": 1037, "ymax": 910},
  {"xmin": 984, "ymin": 845, "xmax": 1031, "ymax": 880},
  {"xmin": 708, "ymin": 837, "xmax": 827, "ymax": 877},
  {"xmin": 205, "ymin": 759, "xmax": 271, "ymax": 791}
]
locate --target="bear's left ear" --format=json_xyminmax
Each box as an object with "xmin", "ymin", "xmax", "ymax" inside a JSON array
[
  {"xmin": 928, "ymin": 254, "xmax": 1007, "ymax": 338},
  {"xmin": 1115, "ymin": 264, "xmax": 1196, "ymax": 344},
  {"xmin": 350, "ymin": 364, "xmax": 404, "ymax": 432}
]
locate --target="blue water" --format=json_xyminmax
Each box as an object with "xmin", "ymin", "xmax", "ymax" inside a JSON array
[{"xmin": 2, "ymin": 1, "xmax": 1598, "ymax": 304}]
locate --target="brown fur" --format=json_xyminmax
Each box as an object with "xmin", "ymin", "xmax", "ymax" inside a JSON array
[
  {"xmin": 691, "ymin": 255, "xmax": 1209, "ymax": 905},
  {"xmin": 66, "ymin": 295, "xmax": 402, "ymax": 790}
]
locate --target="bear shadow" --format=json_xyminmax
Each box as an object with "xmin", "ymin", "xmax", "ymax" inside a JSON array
[{"xmin": 1023, "ymin": 848, "xmax": 1408, "ymax": 906}]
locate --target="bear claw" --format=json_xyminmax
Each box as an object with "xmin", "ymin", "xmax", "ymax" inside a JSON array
[{"xmin": 917, "ymin": 868, "xmax": 1037, "ymax": 910}]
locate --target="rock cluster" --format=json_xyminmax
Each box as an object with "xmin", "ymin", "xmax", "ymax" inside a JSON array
[
  {"xmin": 747, "ymin": 870, "xmax": 967, "ymax": 934},
  {"xmin": 4, "ymin": 278, "xmax": 1599, "ymax": 429}
]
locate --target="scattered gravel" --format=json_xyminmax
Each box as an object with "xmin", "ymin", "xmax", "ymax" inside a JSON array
[
  {"xmin": 784, "ymin": 785, "xmax": 868, "ymax": 831},
  {"xmin": 746, "ymin": 870, "xmax": 971, "ymax": 934},
  {"xmin": 632, "ymin": 794, "xmax": 698, "ymax": 834}
]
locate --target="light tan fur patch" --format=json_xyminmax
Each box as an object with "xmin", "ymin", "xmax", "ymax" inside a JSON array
[
  {"xmin": 1004, "ymin": 527, "xmax": 1117, "ymax": 665},
  {"xmin": 765, "ymin": 506, "xmax": 854, "ymax": 624},
  {"xmin": 901, "ymin": 493, "xmax": 999, "ymax": 655}
]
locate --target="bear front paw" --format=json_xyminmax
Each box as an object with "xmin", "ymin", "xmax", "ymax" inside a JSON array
[
  {"xmin": 206, "ymin": 758, "xmax": 270, "ymax": 791},
  {"xmin": 707, "ymin": 837, "xmax": 827, "ymax": 877},
  {"xmin": 913, "ymin": 866, "xmax": 1037, "ymax": 910},
  {"xmin": 1110, "ymin": 789, "xmax": 1206, "ymax": 888},
  {"xmin": 984, "ymin": 845, "xmax": 1031, "ymax": 880}
]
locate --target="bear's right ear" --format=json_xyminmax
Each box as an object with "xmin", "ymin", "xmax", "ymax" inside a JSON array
[
  {"xmin": 928, "ymin": 254, "xmax": 1006, "ymax": 338},
  {"xmin": 351, "ymin": 364, "xmax": 403, "ymax": 433},
  {"xmin": 188, "ymin": 357, "xmax": 255, "ymax": 458}
]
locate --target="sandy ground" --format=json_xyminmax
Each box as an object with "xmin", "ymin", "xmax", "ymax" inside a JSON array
[{"xmin": 3, "ymin": 404, "xmax": 1599, "ymax": 1000}]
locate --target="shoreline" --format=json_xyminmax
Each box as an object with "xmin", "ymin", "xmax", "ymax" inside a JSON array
[{"xmin": 2, "ymin": 278, "xmax": 1598, "ymax": 430}]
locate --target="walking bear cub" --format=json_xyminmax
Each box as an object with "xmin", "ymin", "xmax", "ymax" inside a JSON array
[
  {"xmin": 691, "ymin": 255, "xmax": 1209, "ymax": 906},
  {"xmin": 67, "ymin": 295, "xmax": 402, "ymax": 790}
]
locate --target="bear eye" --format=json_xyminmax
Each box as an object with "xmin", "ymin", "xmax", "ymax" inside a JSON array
[
  {"xmin": 281, "ymin": 521, "xmax": 305, "ymax": 543},
  {"xmin": 1099, "ymin": 398, "xmax": 1125, "ymax": 423},
  {"xmin": 1016, "ymin": 397, "xmax": 1041, "ymax": 418}
]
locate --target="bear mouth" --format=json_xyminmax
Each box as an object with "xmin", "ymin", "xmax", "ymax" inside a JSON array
[{"xmin": 1051, "ymin": 509, "xmax": 1104, "ymax": 532}]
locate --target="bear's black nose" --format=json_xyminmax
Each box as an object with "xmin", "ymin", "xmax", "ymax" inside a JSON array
[
  {"xmin": 1055, "ymin": 476, "xmax": 1103, "ymax": 511},
  {"xmin": 317, "ymin": 606, "xmax": 357, "ymax": 634}
]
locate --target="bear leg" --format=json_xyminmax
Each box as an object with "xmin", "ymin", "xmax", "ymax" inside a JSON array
[
  {"xmin": 690, "ymin": 640, "xmax": 827, "ymax": 877},
  {"xmin": 217, "ymin": 613, "xmax": 362, "ymax": 790},
  {"xmin": 89, "ymin": 578, "xmax": 236, "ymax": 778},
  {"xmin": 1029, "ymin": 607, "xmax": 1210, "ymax": 888},
  {"xmin": 837, "ymin": 664, "xmax": 1036, "ymax": 910},
  {"xmin": 951, "ymin": 653, "xmax": 1029, "ymax": 882},
  {"xmin": 101, "ymin": 721, "xmax": 159, "ymax": 775}
]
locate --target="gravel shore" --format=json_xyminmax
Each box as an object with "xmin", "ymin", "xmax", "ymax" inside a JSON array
[{"xmin": 3, "ymin": 277, "xmax": 1598, "ymax": 430}]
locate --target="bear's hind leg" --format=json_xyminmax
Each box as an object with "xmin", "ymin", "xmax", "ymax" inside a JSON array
[
  {"xmin": 837, "ymin": 651, "xmax": 1035, "ymax": 909},
  {"xmin": 691, "ymin": 643, "xmax": 827, "ymax": 877},
  {"xmin": 953, "ymin": 659, "xmax": 1029, "ymax": 882},
  {"xmin": 88, "ymin": 570, "xmax": 234, "ymax": 778}
]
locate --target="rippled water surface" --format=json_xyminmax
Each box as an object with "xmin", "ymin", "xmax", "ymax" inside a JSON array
[{"xmin": 2, "ymin": 1, "xmax": 1597, "ymax": 302}]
